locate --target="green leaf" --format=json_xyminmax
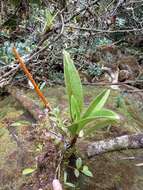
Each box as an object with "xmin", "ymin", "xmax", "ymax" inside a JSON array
[
  {"xmin": 70, "ymin": 95, "xmax": 81, "ymax": 121},
  {"xmin": 83, "ymin": 89, "xmax": 110, "ymax": 118},
  {"xmin": 64, "ymin": 171, "xmax": 76, "ymax": 187},
  {"xmin": 64, "ymin": 171, "xmax": 67, "ymax": 183},
  {"xmin": 36, "ymin": 143, "xmax": 43, "ymax": 152},
  {"xmin": 44, "ymin": 9, "xmax": 57, "ymax": 31},
  {"xmin": 82, "ymin": 166, "xmax": 93, "ymax": 177},
  {"xmin": 65, "ymin": 182, "xmax": 76, "ymax": 188},
  {"xmin": 74, "ymin": 169, "xmax": 80, "ymax": 177},
  {"xmin": 0, "ymin": 127, "xmax": 6, "ymax": 137},
  {"xmin": 22, "ymin": 168, "xmax": 36, "ymax": 175},
  {"xmin": 11, "ymin": 122, "xmax": 21, "ymax": 127},
  {"xmin": 11, "ymin": 120, "xmax": 30, "ymax": 127},
  {"xmin": 68, "ymin": 109, "xmax": 119, "ymax": 135},
  {"xmin": 40, "ymin": 81, "xmax": 46, "ymax": 90},
  {"xmin": 76, "ymin": 157, "xmax": 82, "ymax": 169},
  {"xmin": 63, "ymin": 50, "xmax": 83, "ymax": 119},
  {"xmin": 86, "ymin": 108, "xmax": 119, "ymax": 119}
]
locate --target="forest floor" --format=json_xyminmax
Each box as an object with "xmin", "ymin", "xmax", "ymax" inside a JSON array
[{"xmin": 0, "ymin": 86, "xmax": 143, "ymax": 190}]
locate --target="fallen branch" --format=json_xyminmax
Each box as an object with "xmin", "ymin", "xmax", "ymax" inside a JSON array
[
  {"xmin": 87, "ymin": 133, "xmax": 143, "ymax": 157},
  {"xmin": 7, "ymin": 86, "xmax": 46, "ymax": 121},
  {"xmin": 83, "ymin": 80, "xmax": 143, "ymax": 86}
]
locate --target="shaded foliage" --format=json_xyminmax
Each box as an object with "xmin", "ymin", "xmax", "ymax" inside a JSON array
[{"xmin": 0, "ymin": 0, "xmax": 142, "ymax": 86}]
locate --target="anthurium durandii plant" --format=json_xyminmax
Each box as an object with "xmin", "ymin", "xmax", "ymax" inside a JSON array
[{"xmin": 63, "ymin": 50, "xmax": 119, "ymax": 145}]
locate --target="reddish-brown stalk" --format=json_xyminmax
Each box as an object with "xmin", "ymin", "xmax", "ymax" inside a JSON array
[{"xmin": 12, "ymin": 47, "xmax": 51, "ymax": 111}]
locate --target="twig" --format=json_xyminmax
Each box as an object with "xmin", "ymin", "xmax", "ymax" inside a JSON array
[
  {"xmin": 82, "ymin": 80, "xmax": 143, "ymax": 86},
  {"xmin": 65, "ymin": 25, "xmax": 143, "ymax": 33},
  {"xmin": 0, "ymin": 65, "xmax": 19, "ymax": 80},
  {"xmin": 127, "ymin": 0, "xmax": 143, "ymax": 5},
  {"xmin": 65, "ymin": 0, "xmax": 100, "ymax": 23},
  {"xmin": 125, "ymin": 89, "xmax": 143, "ymax": 93}
]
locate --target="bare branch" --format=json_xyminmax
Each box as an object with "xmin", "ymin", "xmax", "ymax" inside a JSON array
[{"xmin": 87, "ymin": 133, "xmax": 143, "ymax": 157}]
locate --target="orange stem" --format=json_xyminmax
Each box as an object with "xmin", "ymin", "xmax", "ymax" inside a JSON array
[{"xmin": 12, "ymin": 47, "xmax": 51, "ymax": 111}]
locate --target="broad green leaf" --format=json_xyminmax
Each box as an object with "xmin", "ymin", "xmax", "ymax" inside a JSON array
[
  {"xmin": 76, "ymin": 157, "xmax": 82, "ymax": 169},
  {"xmin": 63, "ymin": 50, "xmax": 83, "ymax": 118},
  {"xmin": 68, "ymin": 109, "xmax": 119, "ymax": 135},
  {"xmin": 86, "ymin": 108, "xmax": 119, "ymax": 119},
  {"xmin": 70, "ymin": 95, "xmax": 81, "ymax": 121},
  {"xmin": 83, "ymin": 89, "xmax": 110, "ymax": 118},
  {"xmin": 74, "ymin": 168, "xmax": 80, "ymax": 177},
  {"xmin": 82, "ymin": 166, "xmax": 93, "ymax": 177},
  {"xmin": 22, "ymin": 168, "xmax": 36, "ymax": 175}
]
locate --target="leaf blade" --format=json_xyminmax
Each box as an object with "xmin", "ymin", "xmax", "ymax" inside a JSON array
[
  {"xmin": 74, "ymin": 169, "xmax": 80, "ymax": 177},
  {"xmin": 63, "ymin": 50, "xmax": 83, "ymax": 119},
  {"xmin": 83, "ymin": 89, "xmax": 110, "ymax": 118},
  {"xmin": 68, "ymin": 109, "xmax": 119, "ymax": 135},
  {"xmin": 22, "ymin": 168, "xmax": 36, "ymax": 175},
  {"xmin": 76, "ymin": 157, "xmax": 82, "ymax": 169},
  {"xmin": 70, "ymin": 95, "xmax": 81, "ymax": 121},
  {"xmin": 82, "ymin": 166, "xmax": 93, "ymax": 177}
]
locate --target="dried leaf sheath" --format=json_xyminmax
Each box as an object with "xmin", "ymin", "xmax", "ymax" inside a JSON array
[{"xmin": 12, "ymin": 47, "xmax": 51, "ymax": 111}]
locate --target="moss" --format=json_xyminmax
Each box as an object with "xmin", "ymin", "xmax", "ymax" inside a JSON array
[
  {"xmin": 0, "ymin": 128, "xmax": 17, "ymax": 167},
  {"xmin": 0, "ymin": 86, "xmax": 143, "ymax": 189}
]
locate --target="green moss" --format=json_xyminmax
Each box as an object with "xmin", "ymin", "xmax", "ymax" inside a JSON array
[
  {"xmin": 0, "ymin": 128, "xmax": 17, "ymax": 167},
  {"xmin": 0, "ymin": 86, "xmax": 143, "ymax": 189}
]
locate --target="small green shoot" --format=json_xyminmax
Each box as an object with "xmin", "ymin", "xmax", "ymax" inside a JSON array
[
  {"xmin": 81, "ymin": 165, "xmax": 93, "ymax": 177},
  {"xmin": 76, "ymin": 157, "xmax": 82, "ymax": 169},
  {"xmin": 75, "ymin": 157, "xmax": 93, "ymax": 178},
  {"xmin": 44, "ymin": 9, "xmax": 57, "ymax": 31},
  {"xmin": 22, "ymin": 168, "xmax": 36, "ymax": 176},
  {"xmin": 40, "ymin": 81, "xmax": 46, "ymax": 90},
  {"xmin": 10, "ymin": 120, "xmax": 31, "ymax": 127},
  {"xmin": 74, "ymin": 168, "xmax": 80, "ymax": 177},
  {"xmin": 36, "ymin": 143, "xmax": 43, "ymax": 152}
]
